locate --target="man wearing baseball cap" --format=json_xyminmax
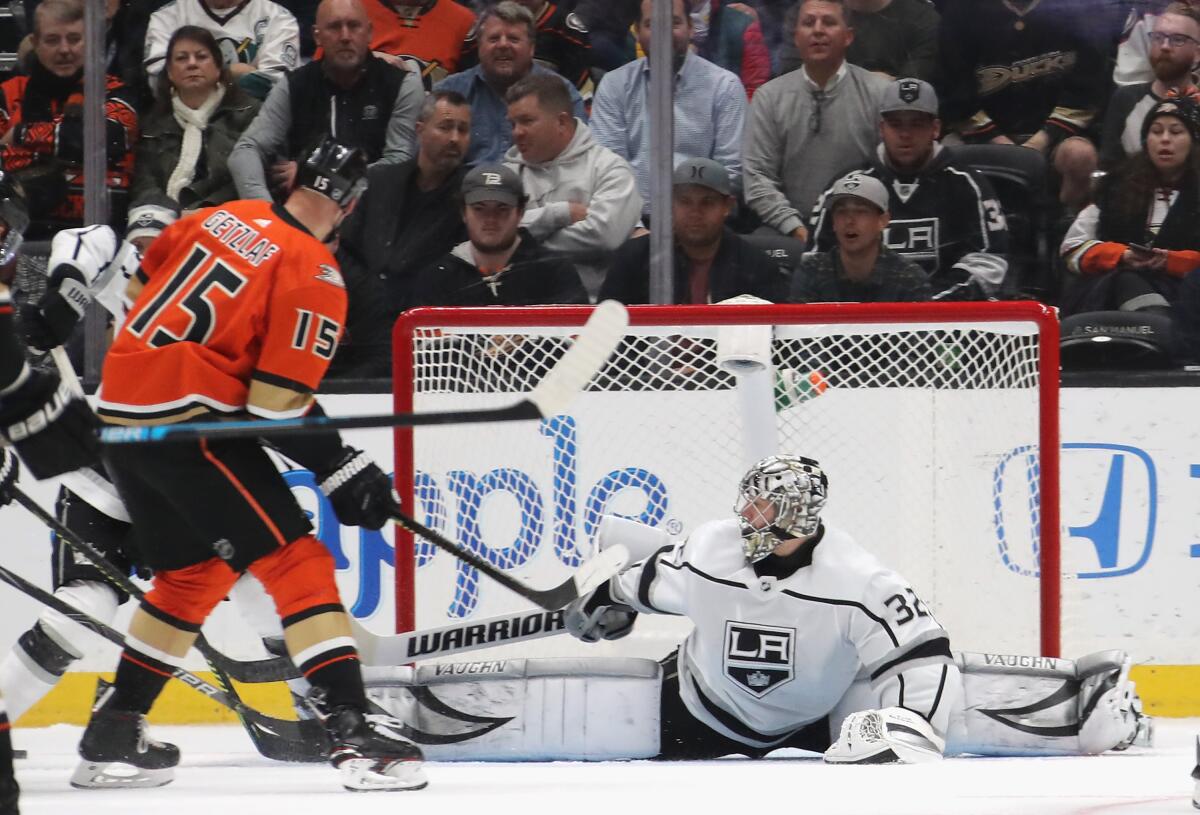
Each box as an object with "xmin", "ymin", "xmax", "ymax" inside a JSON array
[
  {"xmin": 791, "ymin": 171, "xmax": 931, "ymax": 303},
  {"xmin": 410, "ymin": 163, "xmax": 587, "ymax": 305},
  {"xmin": 600, "ymin": 157, "xmax": 789, "ymax": 304},
  {"xmin": 809, "ymin": 77, "xmax": 1011, "ymax": 300}
]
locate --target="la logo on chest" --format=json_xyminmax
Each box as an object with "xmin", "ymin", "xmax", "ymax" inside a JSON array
[{"xmin": 723, "ymin": 621, "xmax": 795, "ymax": 697}]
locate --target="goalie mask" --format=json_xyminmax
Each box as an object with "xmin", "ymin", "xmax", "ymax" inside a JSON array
[
  {"xmin": 0, "ymin": 171, "xmax": 29, "ymax": 266},
  {"xmin": 735, "ymin": 454, "xmax": 828, "ymax": 563}
]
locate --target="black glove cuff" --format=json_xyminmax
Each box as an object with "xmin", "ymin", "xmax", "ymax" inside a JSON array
[{"xmin": 34, "ymin": 288, "xmax": 86, "ymax": 347}]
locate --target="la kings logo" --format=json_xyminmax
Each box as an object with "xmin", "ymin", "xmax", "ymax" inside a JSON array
[
  {"xmin": 884, "ymin": 218, "xmax": 940, "ymax": 269},
  {"xmin": 724, "ymin": 622, "xmax": 794, "ymax": 697}
]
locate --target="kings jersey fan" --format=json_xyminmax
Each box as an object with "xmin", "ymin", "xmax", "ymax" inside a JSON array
[{"xmin": 97, "ymin": 199, "xmax": 345, "ymax": 426}]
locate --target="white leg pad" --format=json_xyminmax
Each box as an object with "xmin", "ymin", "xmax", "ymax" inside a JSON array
[
  {"xmin": 40, "ymin": 581, "xmax": 120, "ymax": 656},
  {"xmin": 228, "ymin": 574, "xmax": 283, "ymax": 639},
  {"xmin": 363, "ymin": 657, "xmax": 661, "ymax": 761},
  {"xmin": 948, "ymin": 650, "xmax": 1146, "ymax": 757}
]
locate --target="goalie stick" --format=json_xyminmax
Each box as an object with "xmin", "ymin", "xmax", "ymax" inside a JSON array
[
  {"xmin": 351, "ymin": 608, "xmax": 568, "ymax": 666},
  {"xmin": 392, "ymin": 507, "xmax": 630, "ymax": 611},
  {"xmin": 0, "ymin": 558, "xmax": 328, "ymax": 762},
  {"xmin": 9, "ymin": 486, "xmax": 300, "ymax": 684},
  {"xmin": 98, "ymin": 299, "xmax": 629, "ymax": 444}
]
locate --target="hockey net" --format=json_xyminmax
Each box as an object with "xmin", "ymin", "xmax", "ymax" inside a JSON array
[{"xmin": 394, "ymin": 302, "xmax": 1060, "ymax": 660}]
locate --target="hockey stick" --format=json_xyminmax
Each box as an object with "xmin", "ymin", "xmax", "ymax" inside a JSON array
[
  {"xmin": 351, "ymin": 608, "xmax": 567, "ymax": 666},
  {"xmin": 391, "ymin": 506, "xmax": 630, "ymax": 611},
  {"xmin": 0, "ymin": 558, "xmax": 328, "ymax": 762},
  {"xmin": 9, "ymin": 487, "xmax": 301, "ymax": 684},
  {"xmin": 98, "ymin": 300, "xmax": 630, "ymax": 444}
]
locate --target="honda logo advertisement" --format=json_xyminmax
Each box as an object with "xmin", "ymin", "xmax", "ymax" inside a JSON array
[{"xmin": 994, "ymin": 443, "xmax": 1158, "ymax": 579}]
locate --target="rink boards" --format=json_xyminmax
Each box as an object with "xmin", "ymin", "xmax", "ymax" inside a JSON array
[{"xmin": 1, "ymin": 388, "xmax": 1199, "ymax": 723}]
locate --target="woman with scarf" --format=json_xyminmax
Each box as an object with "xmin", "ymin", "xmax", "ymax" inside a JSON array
[
  {"xmin": 1061, "ymin": 93, "xmax": 1200, "ymax": 316},
  {"xmin": 126, "ymin": 26, "xmax": 260, "ymax": 253}
]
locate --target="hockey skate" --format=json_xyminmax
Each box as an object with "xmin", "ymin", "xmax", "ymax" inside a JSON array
[
  {"xmin": 72, "ymin": 706, "xmax": 179, "ymax": 789},
  {"xmin": 325, "ymin": 706, "xmax": 427, "ymax": 792},
  {"xmin": 1191, "ymin": 736, "xmax": 1199, "ymax": 810}
]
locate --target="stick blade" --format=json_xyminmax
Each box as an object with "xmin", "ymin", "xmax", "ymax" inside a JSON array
[
  {"xmin": 527, "ymin": 300, "xmax": 628, "ymax": 418},
  {"xmin": 528, "ymin": 543, "xmax": 631, "ymax": 609}
]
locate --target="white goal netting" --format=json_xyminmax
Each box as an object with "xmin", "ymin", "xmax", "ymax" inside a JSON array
[{"xmin": 395, "ymin": 303, "xmax": 1059, "ymax": 660}]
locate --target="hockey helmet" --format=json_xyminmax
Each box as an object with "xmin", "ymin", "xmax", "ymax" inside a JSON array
[
  {"xmin": 735, "ymin": 454, "xmax": 828, "ymax": 563},
  {"xmin": 0, "ymin": 170, "xmax": 29, "ymax": 266},
  {"xmin": 295, "ymin": 137, "xmax": 368, "ymax": 210}
]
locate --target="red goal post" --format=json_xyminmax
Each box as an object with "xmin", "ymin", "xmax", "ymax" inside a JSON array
[{"xmin": 393, "ymin": 302, "xmax": 1061, "ymax": 658}]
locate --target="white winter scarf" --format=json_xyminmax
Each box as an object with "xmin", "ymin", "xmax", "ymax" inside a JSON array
[{"xmin": 166, "ymin": 85, "xmax": 225, "ymax": 202}]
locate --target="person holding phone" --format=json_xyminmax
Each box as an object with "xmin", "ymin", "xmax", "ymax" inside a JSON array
[{"xmin": 1061, "ymin": 93, "xmax": 1200, "ymax": 315}]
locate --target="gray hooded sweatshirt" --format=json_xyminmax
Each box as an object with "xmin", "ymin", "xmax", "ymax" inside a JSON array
[{"xmin": 505, "ymin": 120, "xmax": 643, "ymax": 299}]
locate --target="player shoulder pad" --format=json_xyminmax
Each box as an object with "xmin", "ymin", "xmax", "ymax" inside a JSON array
[
  {"xmin": 565, "ymin": 12, "xmax": 588, "ymax": 33},
  {"xmin": 316, "ymin": 263, "xmax": 345, "ymax": 289}
]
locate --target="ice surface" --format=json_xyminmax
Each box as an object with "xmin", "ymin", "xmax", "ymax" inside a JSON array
[{"xmin": 11, "ymin": 718, "xmax": 1198, "ymax": 815}]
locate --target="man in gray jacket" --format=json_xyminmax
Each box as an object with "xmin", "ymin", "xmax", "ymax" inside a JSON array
[
  {"xmin": 228, "ymin": 0, "xmax": 422, "ymax": 201},
  {"xmin": 743, "ymin": 0, "xmax": 889, "ymax": 242},
  {"xmin": 503, "ymin": 72, "xmax": 642, "ymax": 299}
]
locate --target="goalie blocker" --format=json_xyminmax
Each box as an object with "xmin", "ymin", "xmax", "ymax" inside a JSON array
[{"xmin": 360, "ymin": 649, "xmax": 1147, "ymax": 762}]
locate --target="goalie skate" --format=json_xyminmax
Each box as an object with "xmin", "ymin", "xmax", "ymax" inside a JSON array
[
  {"xmin": 326, "ymin": 707, "xmax": 427, "ymax": 792},
  {"xmin": 72, "ymin": 707, "xmax": 179, "ymax": 789}
]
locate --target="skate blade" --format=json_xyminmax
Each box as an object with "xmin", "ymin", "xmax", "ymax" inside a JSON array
[
  {"xmin": 339, "ymin": 758, "xmax": 427, "ymax": 792},
  {"xmin": 70, "ymin": 760, "xmax": 174, "ymax": 790}
]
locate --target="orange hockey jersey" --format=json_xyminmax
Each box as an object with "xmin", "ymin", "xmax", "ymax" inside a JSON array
[
  {"xmin": 97, "ymin": 200, "xmax": 347, "ymax": 426},
  {"xmin": 360, "ymin": 0, "xmax": 475, "ymax": 85}
]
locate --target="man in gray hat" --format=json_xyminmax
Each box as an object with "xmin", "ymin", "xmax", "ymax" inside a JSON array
[
  {"xmin": 809, "ymin": 77, "xmax": 1010, "ymax": 299},
  {"xmin": 791, "ymin": 171, "xmax": 931, "ymax": 303},
  {"xmin": 410, "ymin": 163, "xmax": 587, "ymax": 306},
  {"xmin": 600, "ymin": 158, "xmax": 789, "ymax": 304}
]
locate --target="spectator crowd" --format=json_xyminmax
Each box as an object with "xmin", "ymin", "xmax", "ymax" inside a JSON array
[{"xmin": 7, "ymin": 0, "xmax": 1200, "ymax": 370}]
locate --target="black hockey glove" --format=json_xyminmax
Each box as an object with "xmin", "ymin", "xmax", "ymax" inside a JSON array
[
  {"xmin": 19, "ymin": 267, "xmax": 93, "ymax": 352},
  {"xmin": 316, "ymin": 446, "xmax": 398, "ymax": 530},
  {"xmin": 563, "ymin": 581, "xmax": 637, "ymax": 643},
  {"xmin": 0, "ymin": 445, "xmax": 17, "ymax": 506},
  {"xmin": 0, "ymin": 367, "xmax": 99, "ymax": 479}
]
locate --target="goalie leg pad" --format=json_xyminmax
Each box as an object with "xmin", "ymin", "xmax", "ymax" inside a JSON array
[
  {"xmin": 949, "ymin": 650, "xmax": 1150, "ymax": 757},
  {"xmin": 361, "ymin": 657, "xmax": 661, "ymax": 761},
  {"xmin": 1076, "ymin": 650, "xmax": 1144, "ymax": 754}
]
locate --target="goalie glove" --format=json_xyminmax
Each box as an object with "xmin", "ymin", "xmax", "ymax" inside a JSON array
[
  {"xmin": 564, "ymin": 581, "xmax": 637, "ymax": 643},
  {"xmin": 317, "ymin": 446, "xmax": 398, "ymax": 531},
  {"xmin": 824, "ymin": 707, "xmax": 945, "ymax": 765},
  {"xmin": 0, "ymin": 366, "xmax": 99, "ymax": 479}
]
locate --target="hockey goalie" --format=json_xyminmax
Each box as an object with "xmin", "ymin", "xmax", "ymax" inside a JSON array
[{"xmin": 370, "ymin": 454, "xmax": 1150, "ymax": 764}]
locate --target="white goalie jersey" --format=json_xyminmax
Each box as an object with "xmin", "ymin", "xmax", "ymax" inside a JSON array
[{"xmin": 607, "ymin": 519, "xmax": 956, "ymax": 748}]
